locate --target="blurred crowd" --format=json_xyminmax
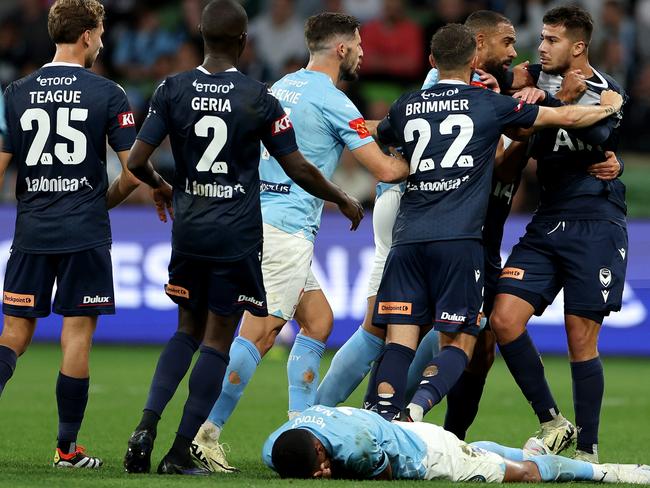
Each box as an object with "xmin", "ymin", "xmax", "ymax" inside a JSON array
[{"xmin": 0, "ymin": 0, "xmax": 648, "ymax": 210}]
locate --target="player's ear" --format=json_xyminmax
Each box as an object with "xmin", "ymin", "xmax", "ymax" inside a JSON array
[
  {"xmin": 475, "ymin": 32, "xmax": 485, "ymax": 50},
  {"xmin": 429, "ymin": 54, "xmax": 437, "ymax": 69},
  {"xmin": 238, "ymin": 32, "xmax": 248, "ymax": 57},
  {"xmin": 81, "ymin": 30, "xmax": 91, "ymax": 48},
  {"xmin": 470, "ymin": 53, "xmax": 480, "ymax": 70},
  {"xmin": 572, "ymin": 40, "xmax": 587, "ymax": 57},
  {"xmin": 336, "ymin": 41, "xmax": 346, "ymax": 60}
]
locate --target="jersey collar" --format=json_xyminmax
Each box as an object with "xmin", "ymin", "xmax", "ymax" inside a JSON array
[
  {"xmin": 42, "ymin": 62, "xmax": 83, "ymax": 68},
  {"xmin": 196, "ymin": 66, "xmax": 238, "ymax": 75},
  {"xmin": 437, "ymin": 79, "xmax": 467, "ymax": 85}
]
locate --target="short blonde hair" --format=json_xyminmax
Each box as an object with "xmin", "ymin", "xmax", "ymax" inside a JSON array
[{"xmin": 48, "ymin": 0, "xmax": 105, "ymax": 44}]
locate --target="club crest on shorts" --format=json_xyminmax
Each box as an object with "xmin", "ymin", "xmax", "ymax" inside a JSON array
[{"xmin": 599, "ymin": 268, "xmax": 612, "ymax": 288}]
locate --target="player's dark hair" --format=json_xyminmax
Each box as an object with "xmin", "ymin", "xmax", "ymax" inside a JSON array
[
  {"xmin": 430, "ymin": 24, "xmax": 477, "ymax": 71},
  {"xmin": 200, "ymin": 0, "xmax": 248, "ymax": 50},
  {"xmin": 465, "ymin": 10, "xmax": 512, "ymax": 34},
  {"xmin": 271, "ymin": 429, "xmax": 321, "ymax": 479},
  {"xmin": 48, "ymin": 0, "xmax": 105, "ymax": 44},
  {"xmin": 304, "ymin": 12, "xmax": 360, "ymax": 52},
  {"xmin": 543, "ymin": 5, "xmax": 593, "ymax": 45}
]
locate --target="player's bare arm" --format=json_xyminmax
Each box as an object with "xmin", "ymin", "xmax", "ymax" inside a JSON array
[
  {"xmin": 276, "ymin": 150, "xmax": 364, "ymax": 230},
  {"xmin": 351, "ymin": 142, "xmax": 409, "ymax": 183},
  {"xmin": 106, "ymin": 150, "xmax": 141, "ymax": 209}
]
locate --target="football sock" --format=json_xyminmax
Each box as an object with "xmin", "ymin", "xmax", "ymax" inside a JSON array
[
  {"xmin": 571, "ymin": 357, "xmax": 603, "ymax": 454},
  {"xmin": 0, "ymin": 345, "xmax": 17, "ymax": 395},
  {"xmin": 56, "ymin": 372, "xmax": 89, "ymax": 453},
  {"xmin": 410, "ymin": 346, "xmax": 468, "ymax": 416},
  {"xmin": 207, "ymin": 336, "xmax": 260, "ymax": 428},
  {"xmin": 143, "ymin": 331, "xmax": 200, "ymax": 418},
  {"xmin": 177, "ymin": 345, "xmax": 229, "ymax": 441},
  {"xmin": 469, "ymin": 441, "xmax": 525, "ymax": 461},
  {"xmin": 287, "ymin": 334, "xmax": 326, "ymax": 413},
  {"xmin": 530, "ymin": 454, "xmax": 595, "ymax": 482},
  {"xmin": 372, "ymin": 343, "xmax": 415, "ymax": 420},
  {"xmin": 168, "ymin": 434, "xmax": 193, "ymax": 465},
  {"xmin": 316, "ymin": 326, "xmax": 383, "ymax": 406},
  {"xmin": 362, "ymin": 358, "xmax": 380, "ymax": 409},
  {"xmin": 135, "ymin": 409, "xmax": 160, "ymax": 434},
  {"xmin": 444, "ymin": 370, "xmax": 487, "ymax": 440},
  {"xmin": 498, "ymin": 331, "xmax": 559, "ymax": 423},
  {"xmin": 405, "ymin": 329, "xmax": 440, "ymax": 401}
]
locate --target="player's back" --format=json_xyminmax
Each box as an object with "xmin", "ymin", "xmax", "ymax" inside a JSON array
[
  {"xmin": 140, "ymin": 67, "xmax": 291, "ymax": 261},
  {"xmin": 260, "ymin": 68, "xmax": 369, "ymax": 240},
  {"xmin": 3, "ymin": 63, "xmax": 135, "ymax": 253},
  {"xmin": 529, "ymin": 64, "xmax": 626, "ymax": 221},
  {"xmin": 387, "ymin": 82, "xmax": 538, "ymax": 246}
]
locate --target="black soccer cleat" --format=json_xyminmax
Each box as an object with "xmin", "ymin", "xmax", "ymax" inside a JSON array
[
  {"xmin": 393, "ymin": 408, "xmax": 414, "ymax": 422},
  {"xmin": 157, "ymin": 454, "xmax": 211, "ymax": 476},
  {"xmin": 124, "ymin": 429, "xmax": 155, "ymax": 473}
]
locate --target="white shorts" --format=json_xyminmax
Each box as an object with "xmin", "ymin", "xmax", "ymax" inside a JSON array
[
  {"xmin": 367, "ymin": 186, "xmax": 402, "ymax": 298},
  {"xmin": 262, "ymin": 223, "xmax": 321, "ymax": 321},
  {"xmin": 397, "ymin": 422, "xmax": 506, "ymax": 483}
]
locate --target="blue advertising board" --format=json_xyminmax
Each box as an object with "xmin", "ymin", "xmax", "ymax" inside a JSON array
[{"xmin": 0, "ymin": 206, "xmax": 648, "ymax": 354}]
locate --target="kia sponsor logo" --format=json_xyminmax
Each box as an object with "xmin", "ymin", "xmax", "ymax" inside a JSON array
[
  {"xmin": 272, "ymin": 114, "xmax": 292, "ymax": 136},
  {"xmin": 118, "ymin": 111, "xmax": 135, "ymax": 128}
]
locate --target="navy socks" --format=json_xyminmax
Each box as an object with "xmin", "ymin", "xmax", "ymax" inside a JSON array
[
  {"xmin": 56, "ymin": 373, "xmax": 89, "ymax": 453},
  {"xmin": 571, "ymin": 357, "xmax": 604, "ymax": 454}
]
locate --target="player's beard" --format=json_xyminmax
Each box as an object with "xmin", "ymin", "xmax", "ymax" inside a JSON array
[
  {"xmin": 482, "ymin": 56, "xmax": 510, "ymax": 89},
  {"xmin": 85, "ymin": 49, "xmax": 100, "ymax": 69},
  {"xmin": 339, "ymin": 52, "xmax": 359, "ymax": 82}
]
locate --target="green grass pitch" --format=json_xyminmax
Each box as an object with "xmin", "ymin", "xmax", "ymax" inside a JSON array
[{"xmin": 0, "ymin": 343, "xmax": 649, "ymax": 487}]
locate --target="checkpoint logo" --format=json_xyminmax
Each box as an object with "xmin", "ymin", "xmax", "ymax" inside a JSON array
[
  {"xmin": 378, "ymin": 301, "xmax": 412, "ymax": 315},
  {"xmin": 118, "ymin": 111, "xmax": 136, "ymax": 128},
  {"xmin": 500, "ymin": 267, "xmax": 525, "ymax": 280},
  {"xmin": 348, "ymin": 117, "xmax": 371, "ymax": 139},
  {"xmin": 3, "ymin": 291, "xmax": 34, "ymax": 307}
]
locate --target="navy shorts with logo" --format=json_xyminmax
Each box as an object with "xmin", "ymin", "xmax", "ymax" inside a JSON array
[
  {"xmin": 373, "ymin": 239, "xmax": 484, "ymax": 336},
  {"xmin": 2, "ymin": 245, "xmax": 115, "ymax": 318},
  {"xmin": 166, "ymin": 245, "xmax": 268, "ymax": 317},
  {"xmin": 497, "ymin": 219, "xmax": 628, "ymax": 320}
]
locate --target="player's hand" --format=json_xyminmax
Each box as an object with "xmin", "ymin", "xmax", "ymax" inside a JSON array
[
  {"xmin": 513, "ymin": 87, "xmax": 547, "ymax": 104},
  {"xmin": 600, "ymin": 90, "xmax": 623, "ymax": 112},
  {"xmin": 511, "ymin": 61, "xmax": 533, "ymax": 90},
  {"xmin": 338, "ymin": 194, "xmax": 364, "ymax": 231},
  {"xmin": 557, "ymin": 69, "xmax": 586, "ymax": 103},
  {"xmin": 588, "ymin": 151, "xmax": 621, "ymax": 180},
  {"xmin": 314, "ymin": 461, "xmax": 332, "ymax": 479},
  {"xmin": 474, "ymin": 68, "xmax": 500, "ymax": 93},
  {"xmin": 153, "ymin": 182, "xmax": 174, "ymax": 222}
]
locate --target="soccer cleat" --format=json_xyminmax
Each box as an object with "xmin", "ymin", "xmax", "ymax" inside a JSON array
[
  {"xmin": 596, "ymin": 464, "xmax": 650, "ymax": 484},
  {"xmin": 124, "ymin": 429, "xmax": 155, "ymax": 473},
  {"xmin": 574, "ymin": 449, "xmax": 599, "ymax": 464},
  {"xmin": 523, "ymin": 414, "xmax": 576, "ymax": 455},
  {"xmin": 190, "ymin": 440, "xmax": 239, "ymax": 473},
  {"xmin": 53, "ymin": 446, "xmax": 103, "ymax": 469},
  {"xmin": 157, "ymin": 454, "xmax": 211, "ymax": 475},
  {"xmin": 392, "ymin": 408, "xmax": 414, "ymax": 423}
]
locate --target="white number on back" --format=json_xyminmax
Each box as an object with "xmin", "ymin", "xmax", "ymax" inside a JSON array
[
  {"xmin": 20, "ymin": 107, "xmax": 88, "ymax": 166},
  {"xmin": 195, "ymin": 115, "xmax": 228, "ymax": 173},
  {"xmin": 404, "ymin": 114, "xmax": 475, "ymax": 174}
]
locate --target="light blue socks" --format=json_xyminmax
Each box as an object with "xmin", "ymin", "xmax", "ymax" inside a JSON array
[{"xmin": 288, "ymin": 333, "xmax": 326, "ymax": 413}]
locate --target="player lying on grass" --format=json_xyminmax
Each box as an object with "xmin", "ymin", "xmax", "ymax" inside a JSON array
[{"xmin": 264, "ymin": 405, "xmax": 650, "ymax": 483}]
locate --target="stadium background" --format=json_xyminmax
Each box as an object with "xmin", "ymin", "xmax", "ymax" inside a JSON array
[{"xmin": 0, "ymin": 0, "xmax": 649, "ymax": 354}]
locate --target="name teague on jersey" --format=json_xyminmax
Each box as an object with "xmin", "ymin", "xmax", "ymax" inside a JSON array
[
  {"xmin": 2, "ymin": 62, "xmax": 136, "ymax": 253},
  {"xmin": 136, "ymin": 66, "xmax": 298, "ymax": 262}
]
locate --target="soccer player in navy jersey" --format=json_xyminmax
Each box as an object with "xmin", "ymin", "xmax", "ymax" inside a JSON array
[
  {"xmin": 364, "ymin": 23, "xmax": 622, "ymax": 423},
  {"xmin": 0, "ymin": 0, "xmax": 140, "ymax": 468},
  {"xmin": 490, "ymin": 6, "xmax": 628, "ymax": 463},
  {"xmin": 122, "ymin": 0, "xmax": 363, "ymax": 475}
]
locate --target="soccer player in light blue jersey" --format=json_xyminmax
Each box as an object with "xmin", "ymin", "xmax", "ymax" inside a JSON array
[
  {"xmin": 191, "ymin": 12, "xmax": 408, "ymax": 471},
  {"xmin": 263, "ymin": 405, "xmax": 650, "ymax": 483}
]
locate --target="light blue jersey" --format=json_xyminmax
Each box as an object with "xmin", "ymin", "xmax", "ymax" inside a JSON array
[
  {"xmin": 262, "ymin": 405, "xmax": 428, "ymax": 479},
  {"xmin": 260, "ymin": 69, "xmax": 373, "ymax": 241},
  {"xmin": 375, "ymin": 68, "xmax": 441, "ymax": 198}
]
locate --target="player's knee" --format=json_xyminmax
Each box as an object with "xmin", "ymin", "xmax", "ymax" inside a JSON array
[
  {"xmin": 521, "ymin": 461, "xmax": 542, "ymax": 482},
  {"xmin": 0, "ymin": 329, "xmax": 32, "ymax": 356},
  {"xmin": 567, "ymin": 335, "xmax": 598, "ymax": 362}
]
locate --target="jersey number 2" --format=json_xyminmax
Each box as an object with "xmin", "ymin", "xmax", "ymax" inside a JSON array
[
  {"xmin": 404, "ymin": 114, "xmax": 474, "ymax": 174},
  {"xmin": 21, "ymin": 107, "xmax": 88, "ymax": 166},
  {"xmin": 195, "ymin": 115, "xmax": 228, "ymax": 173}
]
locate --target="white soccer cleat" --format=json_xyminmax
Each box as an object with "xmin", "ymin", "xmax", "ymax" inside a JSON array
[
  {"xmin": 574, "ymin": 448, "xmax": 599, "ymax": 464},
  {"xmin": 53, "ymin": 446, "xmax": 103, "ymax": 469},
  {"xmin": 596, "ymin": 464, "xmax": 650, "ymax": 484},
  {"xmin": 190, "ymin": 440, "xmax": 239, "ymax": 473},
  {"xmin": 523, "ymin": 414, "xmax": 576, "ymax": 456}
]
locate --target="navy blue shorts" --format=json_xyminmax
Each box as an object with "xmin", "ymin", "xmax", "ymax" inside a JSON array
[
  {"xmin": 166, "ymin": 245, "xmax": 268, "ymax": 317},
  {"xmin": 3, "ymin": 245, "xmax": 115, "ymax": 318},
  {"xmin": 373, "ymin": 240, "xmax": 484, "ymax": 336},
  {"xmin": 497, "ymin": 219, "xmax": 628, "ymax": 320}
]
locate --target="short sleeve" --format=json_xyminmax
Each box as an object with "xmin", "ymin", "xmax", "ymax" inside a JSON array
[
  {"xmin": 258, "ymin": 87, "xmax": 299, "ymax": 158},
  {"xmin": 342, "ymin": 428, "xmax": 388, "ymax": 478},
  {"xmin": 322, "ymin": 91, "xmax": 374, "ymax": 151},
  {"xmin": 491, "ymin": 92, "xmax": 539, "ymax": 130},
  {"xmin": 136, "ymin": 80, "xmax": 170, "ymax": 147},
  {"xmin": 106, "ymin": 83, "xmax": 137, "ymax": 151}
]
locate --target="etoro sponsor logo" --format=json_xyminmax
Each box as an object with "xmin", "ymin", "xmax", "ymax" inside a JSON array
[
  {"xmin": 80, "ymin": 295, "xmax": 112, "ymax": 306},
  {"xmin": 3, "ymin": 291, "xmax": 35, "ymax": 307},
  {"xmin": 439, "ymin": 311, "xmax": 466, "ymax": 323},
  {"xmin": 237, "ymin": 294, "xmax": 264, "ymax": 307},
  {"xmin": 500, "ymin": 267, "xmax": 525, "ymax": 280},
  {"xmin": 378, "ymin": 301, "xmax": 412, "ymax": 315}
]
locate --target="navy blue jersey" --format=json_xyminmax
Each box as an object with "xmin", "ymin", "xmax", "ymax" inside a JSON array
[
  {"xmin": 529, "ymin": 64, "xmax": 626, "ymax": 223},
  {"xmin": 2, "ymin": 62, "xmax": 136, "ymax": 253},
  {"xmin": 379, "ymin": 81, "xmax": 538, "ymax": 245},
  {"xmin": 137, "ymin": 67, "xmax": 298, "ymax": 261}
]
